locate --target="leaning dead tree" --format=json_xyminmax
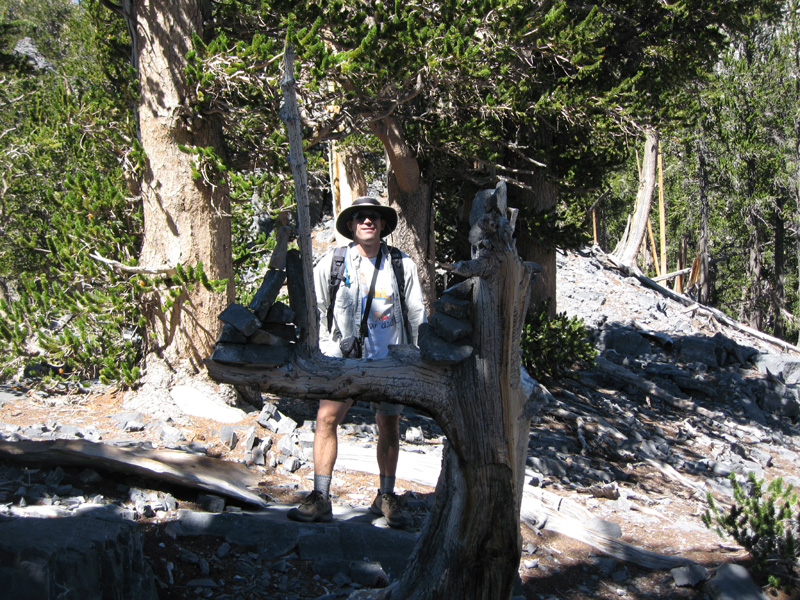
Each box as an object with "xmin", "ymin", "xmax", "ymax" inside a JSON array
[
  {"xmin": 205, "ymin": 46, "xmax": 542, "ymax": 600},
  {"xmin": 613, "ymin": 130, "xmax": 659, "ymax": 268}
]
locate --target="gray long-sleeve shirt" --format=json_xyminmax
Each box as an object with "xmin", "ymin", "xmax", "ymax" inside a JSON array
[{"xmin": 314, "ymin": 242, "xmax": 427, "ymax": 358}]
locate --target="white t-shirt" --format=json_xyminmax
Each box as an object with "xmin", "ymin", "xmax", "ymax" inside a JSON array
[{"xmin": 358, "ymin": 254, "xmax": 402, "ymax": 358}]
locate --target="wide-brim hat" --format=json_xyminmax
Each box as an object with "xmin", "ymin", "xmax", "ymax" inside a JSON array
[{"xmin": 335, "ymin": 196, "xmax": 398, "ymax": 240}]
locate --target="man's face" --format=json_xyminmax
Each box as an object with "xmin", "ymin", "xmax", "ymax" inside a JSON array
[{"xmin": 348, "ymin": 210, "xmax": 385, "ymax": 244}]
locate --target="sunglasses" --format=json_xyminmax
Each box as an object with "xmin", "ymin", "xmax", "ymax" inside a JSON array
[{"xmin": 351, "ymin": 211, "xmax": 382, "ymax": 223}]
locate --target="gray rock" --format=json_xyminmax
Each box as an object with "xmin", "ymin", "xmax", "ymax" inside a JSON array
[
  {"xmin": 219, "ymin": 303, "xmax": 262, "ymax": 337},
  {"xmin": 527, "ymin": 456, "xmax": 568, "ymax": 479},
  {"xmin": 219, "ymin": 425, "xmax": 238, "ymax": 450},
  {"xmin": 249, "ymin": 269, "xmax": 286, "ymax": 321},
  {"xmin": 216, "ymin": 323, "xmax": 248, "ymax": 344},
  {"xmin": 704, "ymin": 563, "xmax": 768, "ymax": 600},
  {"xmin": 242, "ymin": 343, "xmax": 291, "ymax": 367},
  {"xmin": 404, "ymin": 426, "xmax": 425, "ymax": 444},
  {"xmin": 265, "ymin": 301, "xmax": 296, "ymax": 324},
  {"xmin": 0, "ymin": 515, "xmax": 157, "ymax": 600},
  {"xmin": 429, "ymin": 312, "xmax": 472, "ymax": 343},
  {"xmin": 248, "ymin": 328, "xmax": 291, "ymax": 346},
  {"xmin": 418, "ymin": 323, "xmax": 473, "ymax": 365},
  {"xmin": 599, "ymin": 327, "xmax": 651, "ymax": 357},
  {"xmin": 671, "ymin": 563, "xmax": 709, "ymax": 587},
  {"xmin": 211, "ymin": 342, "xmax": 246, "ymax": 365},
  {"xmin": 283, "ymin": 456, "xmax": 301, "ymax": 472},
  {"xmin": 677, "ymin": 335, "xmax": 720, "ymax": 368},
  {"xmin": 442, "ymin": 279, "xmax": 473, "ymax": 299},
  {"xmin": 348, "ymin": 561, "xmax": 389, "ymax": 587},
  {"xmin": 433, "ymin": 294, "xmax": 472, "ymax": 320},
  {"xmin": 276, "ymin": 415, "xmax": 298, "ymax": 435},
  {"xmin": 753, "ymin": 354, "xmax": 800, "ymax": 384}
]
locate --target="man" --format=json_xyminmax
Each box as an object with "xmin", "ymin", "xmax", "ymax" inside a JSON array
[{"xmin": 287, "ymin": 197, "xmax": 426, "ymax": 527}]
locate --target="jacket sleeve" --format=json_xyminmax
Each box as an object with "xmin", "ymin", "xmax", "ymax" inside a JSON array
[
  {"xmin": 313, "ymin": 251, "xmax": 341, "ymax": 357},
  {"xmin": 402, "ymin": 256, "xmax": 427, "ymax": 345}
]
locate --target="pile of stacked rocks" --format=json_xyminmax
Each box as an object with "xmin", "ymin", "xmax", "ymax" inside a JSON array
[{"xmin": 211, "ymin": 225, "xmax": 306, "ymax": 368}]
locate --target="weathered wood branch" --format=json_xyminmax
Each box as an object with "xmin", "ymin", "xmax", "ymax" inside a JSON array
[
  {"xmin": 521, "ymin": 488, "xmax": 696, "ymax": 570},
  {"xmin": 279, "ymin": 44, "xmax": 318, "ymax": 348},
  {"xmin": 0, "ymin": 439, "xmax": 267, "ymax": 507},
  {"xmin": 90, "ymin": 251, "xmax": 177, "ymax": 275},
  {"xmin": 205, "ymin": 345, "xmax": 453, "ymax": 419}
]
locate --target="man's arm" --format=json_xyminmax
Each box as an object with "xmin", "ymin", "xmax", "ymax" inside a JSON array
[
  {"xmin": 402, "ymin": 256, "xmax": 427, "ymax": 345},
  {"xmin": 313, "ymin": 251, "xmax": 340, "ymax": 357}
]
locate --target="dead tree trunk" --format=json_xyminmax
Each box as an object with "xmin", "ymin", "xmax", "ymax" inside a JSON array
[
  {"xmin": 392, "ymin": 190, "xmax": 535, "ymax": 599},
  {"xmin": 206, "ymin": 52, "xmax": 540, "ymax": 599},
  {"xmin": 613, "ymin": 130, "xmax": 658, "ymax": 268},
  {"xmin": 205, "ymin": 180, "xmax": 538, "ymax": 600}
]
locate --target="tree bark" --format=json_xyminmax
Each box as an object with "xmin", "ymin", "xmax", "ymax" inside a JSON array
[
  {"xmin": 329, "ymin": 141, "xmax": 367, "ymax": 245},
  {"xmin": 369, "ymin": 117, "xmax": 436, "ymax": 309},
  {"xmin": 133, "ymin": 1, "xmax": 234, "ymax": 380},
  {"xmin": 515, "ymin": 171, "xmax": 558, "ymax": 318},
  {"xmin": 697, "ymin": 134, "xmax": 710, "ymax": 304},
  {"xmin": 206, "ymin": 181, "xmax": 538, "ymax": 600},
  {"xmin": 613, "ymin": 130, "xmax": 659, "ymax": 268}
]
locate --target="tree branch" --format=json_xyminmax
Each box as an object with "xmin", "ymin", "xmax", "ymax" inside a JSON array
[
  {"xmin": 90, "ymin": 252, "xmax": 176, "ymax": 276},
  {"xmin": 204, "ymin": 345, "xmax": 452, "ymax": 418}
]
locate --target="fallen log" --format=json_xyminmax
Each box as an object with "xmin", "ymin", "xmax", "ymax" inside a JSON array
[
  {"xmin": 521, "ymin": 487, "xmax": 697, "ymax": 570},
  {"xmin": 600, "ymin": 251, "xmax": 800, "ymax": 355},
  {"xmin": 0, "ymin": 439, "xmax": 268, "ymax": 507}
]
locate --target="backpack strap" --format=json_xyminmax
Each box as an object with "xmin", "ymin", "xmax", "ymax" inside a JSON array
[
  {"xmin": 326, "ymin": 246, "xmax": 348, "ymax": 332},
  {"xmin": 388, "ymin": 246, "xmax": 410, "ymax": 338}
]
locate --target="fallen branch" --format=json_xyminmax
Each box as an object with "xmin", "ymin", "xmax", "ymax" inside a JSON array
[
  {"xmin": 90, "ymin": 251, "xmax": 177, "ymax": 276},
  {"xmin": 0, "ymin": 439, "xmax": 268, "ymax": 507},
  {"xmin": 521, "ymin": 487, "xmax": 696, "ymax": 570},
  {"xmin": 599, "ymin": 250, "xmax": 800, "ymax": 355}
]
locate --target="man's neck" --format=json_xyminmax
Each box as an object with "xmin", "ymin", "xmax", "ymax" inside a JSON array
[{"xmin": 354, "ymin": 239, "xmax": 382, "ymax": 258}]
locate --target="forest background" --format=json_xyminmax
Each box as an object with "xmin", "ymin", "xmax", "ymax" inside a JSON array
[{"xmin": 0, "ymin": 0, "xmax": 798, "ymax": 390}]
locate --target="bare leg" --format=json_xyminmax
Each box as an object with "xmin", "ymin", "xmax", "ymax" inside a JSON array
[
  {"xmin": 313, "ymin": 399, "xmax": 353, "ymax": 476},
  {"xmin": 375, "ymin": 413, "xmax": 401, "ymax": 478}
]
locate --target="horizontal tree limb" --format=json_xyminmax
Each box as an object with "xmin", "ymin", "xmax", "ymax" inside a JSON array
[{"xmin": 205, "ymin": 345, "xmax": 452, "ymax": 418}]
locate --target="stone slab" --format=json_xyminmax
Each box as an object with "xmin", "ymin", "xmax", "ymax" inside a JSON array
[
  {"xmin": 249, "ymin": 269, "xmax": 286, "ymax": 321},
  {"xmin": 170, "ymin": 385, "xmax": 247, "ymax": 423},
  {"xmin": 704, "ymin": 563, "xmax": 768, "ymax": 600},
  {"xmin": 0, "ymin": 514, "xmax": 157, "ymax": 600},
  {"xmin": 218, "ymin": 303, "xmax": 261, "ymax": 337}
]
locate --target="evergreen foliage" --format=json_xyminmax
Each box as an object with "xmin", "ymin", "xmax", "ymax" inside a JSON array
[
  {"xmin": 2, "ymin": 0, "xmax": 796, "ymax": 386},
  {"xmin": 0, "ymin": 0, "xmax": 146, "ymax": 385},
  {"xmin": 601, "ymin": 1, "xmax": 800, "ymax": 342},
  {"xmin": 704, "ymin": 473, "xmax": 800, "ymax": 590},
  {"xmin": 520, "ymin": 301, "xmax": 596, "ymax": 380}
]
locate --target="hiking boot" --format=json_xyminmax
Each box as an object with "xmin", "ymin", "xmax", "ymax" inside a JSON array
[
  {"xmin": 370, "ymin": 492, "xmax": 411, "ymax": 529},
  {"xmin": 287, "ymin": 490, "xmax": 333, "ymax": 523}
]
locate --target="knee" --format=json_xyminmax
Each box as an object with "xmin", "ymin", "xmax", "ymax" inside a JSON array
[
  {"xmin": 316, "ymin": 412, "xmax": 339, "ymax": 434},
  {"xmin": 377, "ymin": 415, "xmax": 400, "ymax": 438},
  {"xmin": 316, "ymin": 404, "xmax": 347, "ymax": 433}
]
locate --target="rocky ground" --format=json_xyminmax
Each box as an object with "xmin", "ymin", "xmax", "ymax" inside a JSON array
[{"xmin": 3, "ymin": 244, "xmax": 800, "ymax": 599}]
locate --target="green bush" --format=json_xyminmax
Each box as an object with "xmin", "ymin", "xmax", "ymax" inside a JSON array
[
  {"xmin": 703, "ymin": 473, "xmax": 800, "ymax": 590},
  {"xmin": 520, "ymin": 302, "xmax": 596, "ymax": 379}
]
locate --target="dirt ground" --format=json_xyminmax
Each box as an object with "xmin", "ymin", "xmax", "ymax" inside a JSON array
[{"xmin": 2, "ymin": 384, "xmax": 791, "ymax": 600}]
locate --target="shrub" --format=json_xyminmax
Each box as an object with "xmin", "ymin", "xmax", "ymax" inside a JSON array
[
  {"xmin": 521, "ymin": 301, "xmax": 596, "ymax": 379},
  {"xmin": 703, "ymin": 472, "xmax": 800, "ymax": 590}
]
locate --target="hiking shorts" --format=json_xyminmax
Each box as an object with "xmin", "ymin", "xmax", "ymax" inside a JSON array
[{"xmin": 371, "ymin": 401, "xmax": 404, "ymax": 416}]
